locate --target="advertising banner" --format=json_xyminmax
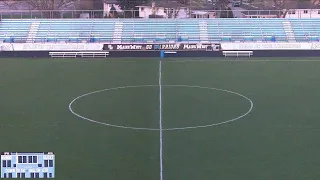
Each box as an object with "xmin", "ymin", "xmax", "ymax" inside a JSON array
[
  {"xmin": 221, "ymin": 42, "xmax": 314, "ymax": 50},
  {"xmin": 103, "ymin": 43, "xmax": 221, "ymax": 51},
  {"xmin": 0, "ymin": 43, "xmax": 103, "ymax": 51}
]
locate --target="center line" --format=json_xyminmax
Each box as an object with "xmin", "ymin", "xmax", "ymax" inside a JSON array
[{"xmin": 159, "ymin": 59, "xmax": 164, "ymax": 180}]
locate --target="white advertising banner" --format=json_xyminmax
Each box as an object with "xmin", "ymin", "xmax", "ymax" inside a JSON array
[
  {"xmin": 310, "ymin": 43, "xmax": 320, "ymax": 50},
  {"xmin": 2, "ymin": 42, "xmax": 320, "ymax": 51},
  {"xmin": 0, "ymin": 43, "xmax": 103, "ymax": 51},
  {"xmin": 221, "ymin": 42, "xmax": 317, "ymax": 50}
]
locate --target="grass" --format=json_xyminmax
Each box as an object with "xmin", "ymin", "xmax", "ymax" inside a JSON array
[{"xmin": 1, "ymin": 57, "xmax": 320, "ymax": 180}]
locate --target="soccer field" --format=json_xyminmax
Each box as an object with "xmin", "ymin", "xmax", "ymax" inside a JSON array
[{"xmin": 1, "ymin": 57, "xmax": 320, "ymax": 180}]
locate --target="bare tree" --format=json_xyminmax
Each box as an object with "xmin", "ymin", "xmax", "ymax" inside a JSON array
[
  {"xmin": 311, "ymin": 0, "xmax": 320, "ymax": 5},
  {"xmin": 163, "ymin": 0, "xmax": 207, "ymax": 18},
  {"xmin": 304, "ymin": 0, "xmax": 319, "ymax": 6},
  {"xmin": 27, "ymin": 0, "xmax": 77, "ymax": 10},
  {"xmin": 272, "ymin": 0, "xmax": 288, "ymax": 9},
  {"xmin": 0, "ymin": 0, "xmax": 80, "ymax": 18},
  {"xmin": 215, "ymin": 0, "xmax": 229, "ymax": 9},
  {"xmin": 1, "ymin": 0, "xmax": 78, "ymax": 10}
]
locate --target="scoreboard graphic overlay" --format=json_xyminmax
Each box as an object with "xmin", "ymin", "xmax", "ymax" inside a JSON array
[{"xmin": 1, "ymin": 152, "xmax": 55, "ymax": 178}]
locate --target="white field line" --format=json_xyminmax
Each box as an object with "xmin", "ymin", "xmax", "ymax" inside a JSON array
[
  {"xmin": 158, "ymin": 60, "xmax": 164, "ymax": 180},
  {"xmin": 53, "ymin": 59, "xmax": 320, "ymax": 63},
  {"xmin": 166, "ymin": 59, "xmax": 320, "ymax": 62},
  {"xmin": 68, "ymin": 85, "xmax": 253, "ymax": 131}
]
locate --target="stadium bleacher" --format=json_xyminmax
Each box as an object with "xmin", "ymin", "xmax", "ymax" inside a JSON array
[
  {"xmin": 290, "ymin": 19, "xmax": 320, "ymax": 42},
  {"xmin": 0, "ymin": 18, "xmax": 320, "ymax": 43},
  {"xmin": 0, "ymin": 19, "xmax": 31, "ymax": 42}
]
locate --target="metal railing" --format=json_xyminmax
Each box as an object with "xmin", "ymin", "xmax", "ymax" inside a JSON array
[
  {"xmin": 2, "ymin": 35, "xmax": 314, "ymax": 44},
  {"xmin": 0, "ymin": 9, "xmax": 320, "ymax": 19}
]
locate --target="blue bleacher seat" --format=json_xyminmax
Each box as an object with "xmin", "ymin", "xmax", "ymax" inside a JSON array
[{"xmin": 0, "ymin": 18, "xmax": 319, "ymax": 43}]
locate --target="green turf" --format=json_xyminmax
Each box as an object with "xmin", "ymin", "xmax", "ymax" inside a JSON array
[{"xmin": 1, "ymin": 57, "xmax": 320, "ymax": 180}]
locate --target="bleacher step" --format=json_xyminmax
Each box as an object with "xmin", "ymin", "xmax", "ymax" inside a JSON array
[
  {"xmin": 112, "ymin": 21, "xmax": 123, "ymax": 43},
  {"xmin": 199, "ymin": 21, "xmax": 209, "ymax": 42},
  {"xmin": 26, "ymin": 22, "xmax": 40, "ymax": 43},
  {"xmin": 282, "ymin": 21, "xmax": 296, "ymax": 42}
]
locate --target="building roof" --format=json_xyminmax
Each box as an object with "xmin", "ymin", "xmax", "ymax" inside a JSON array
[
  {"xmin": 137, "ymin": 1, "xmax": 187, "ymax": 8},
  {"xmin": 103, "ymin": 0, "xmax": 118, "ymax": 4}
]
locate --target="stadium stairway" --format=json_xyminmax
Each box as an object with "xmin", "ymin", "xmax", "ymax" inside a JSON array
[
  {"xmin": 282, "ymin": 21, "xmax": 296, "ymax": 42},
  {"xmin": 26, "ymin": 22, "xmax": 40, "ymax": 43},
  {"xmin": 199, "ymin": 21, "xmax": 209, "ymax": 43},
  {"xmin": 112, "ymin": 21, "xmax": 123, "ymax": 43}
]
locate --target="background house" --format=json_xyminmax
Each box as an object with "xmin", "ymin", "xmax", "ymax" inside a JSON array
[
  {"xmin": 285, "ymin": 2, "xmax": 320, "ymax": 18},
  {"xmin": 103, "ymin": 0, "xmax": 123, "ymax": 17},
  {"xmin": 136, "ymin": 1, "xmax": 189, "ymax": 18},
  {"xmin": 190, "ymin": 5, "xmax": 217, "ymax": 18}
]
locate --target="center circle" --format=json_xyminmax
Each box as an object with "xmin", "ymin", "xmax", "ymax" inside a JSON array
[{"xmin": 68, "ymin": 85, "xmax": 253, "ymax": 131}]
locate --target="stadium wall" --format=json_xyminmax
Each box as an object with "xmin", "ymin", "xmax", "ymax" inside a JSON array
[{"xmin": 1, "ymin": 42, "xmax": 320, "ymax": 58}]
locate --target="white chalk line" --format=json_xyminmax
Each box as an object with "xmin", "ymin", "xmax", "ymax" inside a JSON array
[
  {"xmin": 53, "ymin": 58, "xmax": 320, "ymax": 63},
  {"xmin": 164, "ymin": 58, "xmax": 320, "ymax": 63},
  {"xmin": 158, "ymin": 60, "xmax": 163, "ymax": 180},
  {"xmin": 68, "ymin": 85, "xmax": 254, "ymax": 131}
]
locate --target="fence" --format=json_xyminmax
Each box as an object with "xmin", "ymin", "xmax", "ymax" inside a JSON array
[{"xmin": 0, "ymin": 9, "xmax": 320, "ymax": 19}]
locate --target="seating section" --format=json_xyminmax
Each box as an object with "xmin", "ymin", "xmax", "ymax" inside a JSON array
[
  {"xmin": 36, "ymin": 20, "xmax": 114, "ymax": 42},
  {"xmin": 0, "ymin": 20, "xmax": 32, "ymax": 42},
  {"xmin": 90, "ymin": 20, "xmax": 115, "ymax": 42},
  {"xmin": 122, "ymin": 19, "xmax": 176, "ymax": 42},
  {"xmin": 290, "ymin": 19, "xmax": 320, "ymax": 42},
  {"xmin": 176, "ymin": 19, "xmax": 201, "ymax": 42},
  {"xmin": 37, "ymin": 20, "xmax": 91, "ymax": 42},
  {"xmin": 207, "ymin": 19, "xmax": 286, "ymax": 42},
  {"xmin": 1, "ymin": 18, "xmax": 320, "ymax": 43}
]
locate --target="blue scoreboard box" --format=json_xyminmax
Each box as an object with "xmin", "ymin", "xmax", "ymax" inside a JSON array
[{"xmin": 1, "ymin": 152, "xmax": 55, "ymax": 178}]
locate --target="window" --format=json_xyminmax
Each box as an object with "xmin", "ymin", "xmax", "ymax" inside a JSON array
[
  {"xmin": 18, "ymin": 156, "xmax": 22, "ymax": 163},
  {"xmin": 304, "ymin": 10, "xmax": 308, "ymax": 14},
  {"xmin": 7, "ymin": 160, "xmax": 11, "ymax": 167},
  {"xmin": 28, "ymin": 156, "xmax": 32, "ymax": 163},
  {"xmin": 2, "ymin": 160, "xmax": 6, "ymax": 167},
  {"xmin": 8, "ymin": 173, "xmax": 12, "ymax": 178},
  {"xmin": 21, "ymin": 173, "xmax": 25, "ymax": 178},
  {"xmin": 44, "ymin": 173, "xmax": 47, "ymax": 178},
  {"xmin": 13, "ymin": 164, "xmax": 16, "ymax": 167},
  {"xmin": 35, "ymin": 173, "xmax": 39, "ymax": 178},
  {"xmin": 4, "ymin": 173, "xmax": 6, "ymax": 178},
  {"xmin": 17, "ymin": 173, "xmax": 21, "ymax": 178},
  {"xmin": 49, "ymin": 160, "xmax": 53, "ymax": 167},
  {"xmin": 38, "ymin": 164, "xmax": 42, "ymax": 167},
  {"xmin": 49, "ymin": 173, "xmax": 52, "ymax": 178},
  {"xmin": 33, "ymin": 156, "xmax": 37, "ymax": 163},
  {"xmin": 289, "ymin": 10, "xmax": 296, "ymax": 14},
  {"xmin": 22, "ymin": 156, "xmax": 27, "ymax": 163},
  {"xmin": 44, "ymin": 160, "xmax": 48, "ymax": 167},
  {"xmin": 31, "ymin": 173, "xmax": 34, "ymax": 178}
]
